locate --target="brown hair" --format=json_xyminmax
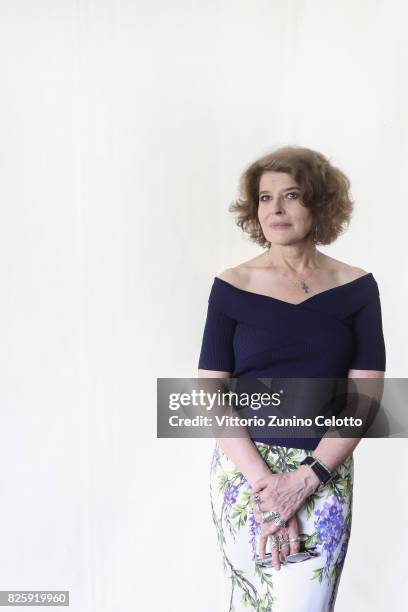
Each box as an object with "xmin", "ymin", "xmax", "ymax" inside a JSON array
[{"xmin": 229, "ymin": 145, "xmax": 354, "ymax": 247}]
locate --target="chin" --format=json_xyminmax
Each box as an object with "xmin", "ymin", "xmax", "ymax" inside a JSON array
[{"xmin": 266, "ymin": 236, "xmax": 294, "ymax": 246}]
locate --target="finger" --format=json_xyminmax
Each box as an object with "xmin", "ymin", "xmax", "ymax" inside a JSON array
[
  {"xmin": 262, "ymin": 522, "xmax": 280, "ymax": 539},
  {"xmin": 279, "ymin": 528, "xmax": 290, "ymax": 562},
  {"xmin": 288, "ymin": 515, "xmax": 301, "ymax": 555},
  {"xmin": 262, "ymin": 524, "xmax": 282, "ymax": 569},
  {"xmin": 251, "ymin": 479, "xmax": 268, "ymax": 493},
  {"xmin": 251, "ymin": 492, "xmax": 263, "ymax": 508},
  {"xmin": 253, "ymin": 510, "xmax": 262, "ymax": 525},
  {"xmin": 270, "ymin": 534, "xmax": 281, "ymax": 570},
  {"xmin": 258, "ymin": 533, "xmax": 268, "ymax": 560}
]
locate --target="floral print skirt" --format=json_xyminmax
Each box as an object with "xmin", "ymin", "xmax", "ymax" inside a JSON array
[{"xmin": 209, "ymin": 441, "xmax": 354, "ymax": 612}]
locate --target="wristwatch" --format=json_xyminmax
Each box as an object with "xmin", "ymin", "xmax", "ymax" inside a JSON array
[{"xmin": 300, "ymin": 455, "xmax": 333, "ymax": 490}]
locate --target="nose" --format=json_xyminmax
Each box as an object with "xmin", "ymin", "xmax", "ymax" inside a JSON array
[{"xmin": 269, "ymin": 194, "xmax": 285, "ymax": 214}]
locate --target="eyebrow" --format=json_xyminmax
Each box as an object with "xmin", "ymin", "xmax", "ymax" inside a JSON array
[{"xmin": 259, "ymin": 187, "xmax": 300, "ymax": 195}]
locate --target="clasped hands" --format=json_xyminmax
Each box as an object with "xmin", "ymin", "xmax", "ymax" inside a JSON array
[{"xmin": 250, "ymin": 467, "xmax": 320, "ymax": 570}]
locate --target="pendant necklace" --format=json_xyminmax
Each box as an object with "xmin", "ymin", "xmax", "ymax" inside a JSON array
[
  {"xmin": 265, "ymin": 251, "xmax": 320, "ymax": 295},
  {"xmin": 288, "ymin": 269, "xmax": 319, "ymax": 294},
  {"xmin": 299, "ymin": 278, "xmax": 310, "ymax": 293}
]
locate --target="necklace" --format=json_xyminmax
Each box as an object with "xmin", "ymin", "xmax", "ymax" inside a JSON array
[
  {"xmin": 278, "ymin": 269, "xmax": 318, "ymax": 294},
  {"xmin": 299, "ymin": 277, "xmax": 310, "ymax": 293},
  {"xmin": 282, "ymin": 274, "xmax": 313, "ymax": 293},
  {"xmin": 264, "ymin": 251, "xmax": 321, "ymax": 294}
]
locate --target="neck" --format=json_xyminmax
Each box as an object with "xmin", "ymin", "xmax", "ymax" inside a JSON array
[{"xmin": 265, "ymin": 240, "xmax": 322, "ymax": 276}]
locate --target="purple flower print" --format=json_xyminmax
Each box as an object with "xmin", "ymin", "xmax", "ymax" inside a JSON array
[
  {"xmin": 224, "ymin": 484, "xmax": 239, "ymax": 506},
  {"xmin": 249, "ymin": 508, "xmax": 261, "ymax": 561},
  {"xmin": 314, "ymin": 500, "xmax": 346, "ymax": 567},
  {"xmin": 223, "ymin": 484, "xmax": 239, "ymax": 534}
]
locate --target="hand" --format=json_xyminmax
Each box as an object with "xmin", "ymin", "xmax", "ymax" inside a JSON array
[
  {"xmin": 251, "ymin": 466, "xmax": 320, "ymax": 529},
  {"xmin": 257, "ymin": 515, "xmax": 301, "ymax": 571}
]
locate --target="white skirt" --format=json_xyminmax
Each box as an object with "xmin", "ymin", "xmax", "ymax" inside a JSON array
[{"xmin": 209, "ymin": 441, "xmax": 354, "ymax": 612}]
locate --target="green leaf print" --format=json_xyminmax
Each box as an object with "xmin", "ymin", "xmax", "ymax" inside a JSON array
[{"xmin": 312, "ymin": 567, "xmax": 325, "ymax": 583}]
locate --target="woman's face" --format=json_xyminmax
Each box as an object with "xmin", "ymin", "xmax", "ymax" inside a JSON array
[{"xmin": 257, "ymin": 171, "xmax": 314, "ymax": 246}]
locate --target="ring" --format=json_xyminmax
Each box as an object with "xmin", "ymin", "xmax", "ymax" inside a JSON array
[
  {"xmin": 274, "ymin": 516, "xmax": 286, "ymax": 528},
  {"xmin": 289, "ymin": 537, "xmax": 302, "ymax": 543},
  {"xmin": 278, "ymin": 535, "xmax": 290, "ymax": 550},
  {"xmin": 254, "ymin": 494, "xmax": 262, "ymax": 512},
  {"xmin": 269, "ymin": 535, "xmax": 279, "ymax": 550},
  {"xmin": 261, "ymin": 510, "xmax": 279, "ymax": 524},
  {"xmin": 261, "ymin": 509, "xmax": 286, "ymax": 527}
]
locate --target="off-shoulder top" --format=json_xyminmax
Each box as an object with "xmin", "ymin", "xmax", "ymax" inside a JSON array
[{"xmin": 197, "ymin": 272, "xmax": 386, "ymax": 449}]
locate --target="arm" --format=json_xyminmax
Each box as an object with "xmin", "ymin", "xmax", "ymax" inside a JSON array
[
  {"xmin": 252, "ymin": 369, "xmax": 385, "ymax": 527},
  {"xmin": 310, "ymin": 290, "xmax": 387, "ymax": 473},
  {"xmin": 253, "ymin": 287, "xmax": 387, "ymax": 519},
  {"xmin": 197, "ymin": 285, "xmax": 272, "ymax": 486},
  {"xmin": 198, "ymin": 368, "xmax": 272, "ymax": 486},
  {"xmin": 299, "ymin": 369, "xmax": 385, "ymax": 484}
]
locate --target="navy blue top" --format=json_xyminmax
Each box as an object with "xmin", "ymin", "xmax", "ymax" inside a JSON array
[{"xmin": 198, "ymin": 272, "xmax": 386, "ymax": 449}]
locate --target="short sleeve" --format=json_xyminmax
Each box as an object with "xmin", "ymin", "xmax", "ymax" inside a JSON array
[
  {"xmin": 349, "ymin": 294, "xmax": 386, "ymax": 371},
  {"xmin": 198, "ymin": 302, "xmax": 237, "ymax": 372}
]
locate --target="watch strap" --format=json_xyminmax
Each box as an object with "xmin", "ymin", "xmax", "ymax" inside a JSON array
[{"xmin": 301, "ymin": 455, "xmax": 332, "ymax": 485}]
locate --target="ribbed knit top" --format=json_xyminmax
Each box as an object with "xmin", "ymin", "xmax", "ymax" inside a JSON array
[{"xmin": 197, "ymin": 272, "xmax": 386, "ymax": 449}]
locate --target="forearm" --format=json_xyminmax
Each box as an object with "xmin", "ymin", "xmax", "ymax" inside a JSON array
[
  {"xmin": 197, "ymin": 372, "xmax": 271, "ymax": 486},
  {"xmin": 277, "ymin": 436, "xmax": 360, "ymax": 505},
  {"xmin": 293, "ymin": 436, "xmax": 360, "ymax": 495},
  {"xmin": 215, "ymin": 419, "xmax": 359, "ymax": 490},
  {"xmin": 215, "ymin": 436, "xmax": 272, "ymax": 487},
  {"xmin": 310, "ymin": 373, "xmax": 384, "ymax": 471},
  {"xmin": 311, "ymin": 436, "xmax": 361, "ymax": 471}
]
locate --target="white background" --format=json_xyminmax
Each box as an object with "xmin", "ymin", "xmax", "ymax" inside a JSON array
[{"xmin": 0, "ymin": 1, "xmax": 407, "ymax": 611}]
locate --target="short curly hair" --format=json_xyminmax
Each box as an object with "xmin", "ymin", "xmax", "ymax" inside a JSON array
[{"xmin": 229, "ymin": 145, "xmax": 354, "ymax": 247}]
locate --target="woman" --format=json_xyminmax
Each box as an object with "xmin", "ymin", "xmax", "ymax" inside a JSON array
[{"xmin": 197, "ymin": 145, "xmax": 386, "ymax": 612}]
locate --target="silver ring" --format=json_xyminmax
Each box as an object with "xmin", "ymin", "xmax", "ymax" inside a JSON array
[
  {"xmin": 254, "ymin": 494, "xmax": 262, "ymax": 512},
  {"xmin": 269, "ymin": 535, "xmax": 279, "ymax": 549},
  {"xmin": 278, "ymin": 535, "xmax": 289, "ymax": 541},
  {"xmin": 274, "ymin": 516, "xmax": 286, "ymax": 528},
  {"xmin": 261, "ymin": 510, "xmax": 279, "ymax": 524},
  {"xmin": 289, "ymin": 537, "xmax": 302, "ymax": 543}
]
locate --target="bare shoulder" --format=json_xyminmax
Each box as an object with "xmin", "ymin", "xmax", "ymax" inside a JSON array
[
  {"xmin": 324, "ymin": 255, "xmax": 369, "ymax": 283},
  {"xmin": 216, "ymin": 254, "xmax": 265, "ymax": 288},
  {"xmin": 215, "ymin": 266, "xmax": 250, "ymax": 289},
  {"xmin": 339, "ymin": 264, "xmax": 369, "ymax": 283},
  {"xmin": 216, "ymin": 257, "xmax": 266, "ymax": 288}
]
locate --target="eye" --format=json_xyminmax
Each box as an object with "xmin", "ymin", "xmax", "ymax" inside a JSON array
[
  {"xmin": 259, "ymin": 195, "xmax": 270, "ymax": 202},
  {"xmin": 286, "ymin": 191, "xmax": 300, "ymax": 199}
]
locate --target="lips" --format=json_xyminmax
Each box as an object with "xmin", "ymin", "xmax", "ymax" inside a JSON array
[{"xmin": 270, "ymin": 223, "xmax": 291, "ymax": 228}]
